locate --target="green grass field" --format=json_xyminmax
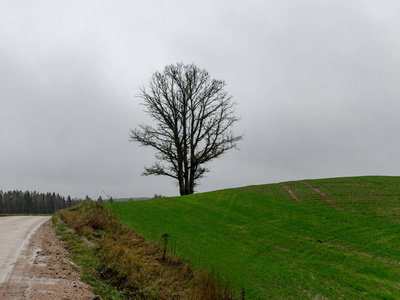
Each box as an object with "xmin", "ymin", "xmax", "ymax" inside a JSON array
[{"xmin": 106, "ymin": 176, "xmax": 400, "ymax": 299}]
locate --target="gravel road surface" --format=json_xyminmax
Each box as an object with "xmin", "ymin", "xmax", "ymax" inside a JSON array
[
  {"xmin": 0, "ymin": 216, "xmax": 95, "ymax": 299},
  {"xmin": 0, "ymin": 216, "xmax": 50, "ymax": 284}
]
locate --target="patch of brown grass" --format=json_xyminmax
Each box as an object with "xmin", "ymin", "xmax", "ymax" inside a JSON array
[{"xmin": 56, "ymin": 201, "xmax": 235, "ymax": 299}]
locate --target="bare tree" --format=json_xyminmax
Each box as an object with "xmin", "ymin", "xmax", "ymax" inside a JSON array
[{"xmin": 130, "ymin": 63, "xmax": 243, "ymax": 196}]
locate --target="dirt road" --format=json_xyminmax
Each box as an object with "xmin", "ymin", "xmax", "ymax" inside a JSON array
[
  {"xmin": 0, "ymin": 216, "xmax": 50, "ymax": 284},
  {"xmin": 0, "ymin": 216, "xmax": 95, "ymax": 299}
]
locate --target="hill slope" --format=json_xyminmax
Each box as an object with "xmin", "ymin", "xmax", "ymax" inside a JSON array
[{"xmin": 106, "ymin": 176, "xmax": 400, "ymax": 299}]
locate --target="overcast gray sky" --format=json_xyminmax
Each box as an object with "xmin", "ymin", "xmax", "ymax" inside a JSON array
[{"xmin": 1, "ymin": 0, "xmax": 399, "ymax": 199}]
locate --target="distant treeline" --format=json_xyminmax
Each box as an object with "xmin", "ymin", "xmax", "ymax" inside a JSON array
[{"xmin": 0, "ymin": 190, "xmax": 83, "ymax": 214}]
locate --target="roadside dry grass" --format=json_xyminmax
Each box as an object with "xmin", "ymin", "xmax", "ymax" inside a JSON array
[{"xmin": 54, "ymin": 201, "xmax": 235, "ymax": 299}]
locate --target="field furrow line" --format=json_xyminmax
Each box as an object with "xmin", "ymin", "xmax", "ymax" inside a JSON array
[
  {"xmin": 301, "ymin": 181, "xmax": 344, "ymax": 210},
  {"xmin": 279, "ymin": 183, "xmax": 301, "ymax": 201}
]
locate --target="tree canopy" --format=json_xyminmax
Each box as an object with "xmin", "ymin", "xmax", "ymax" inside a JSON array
[{"xmin": 130, "ymin": 63, "xmax": 242, "ymax": 196}]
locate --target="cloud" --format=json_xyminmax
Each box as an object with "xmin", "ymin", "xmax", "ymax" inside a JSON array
[{"xmin": 1, "ymin": 0, "xmax": 399, "ymax": 198}]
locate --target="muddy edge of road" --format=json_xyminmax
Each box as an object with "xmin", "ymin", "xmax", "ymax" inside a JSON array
[{"xmin": 0, "ymin": 218, "xmax": 95, "ymax": 300}]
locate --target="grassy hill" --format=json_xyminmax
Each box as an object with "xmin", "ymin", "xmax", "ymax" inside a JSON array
[{"xmin": 105, "ymin": 176, "xmax": 400, "ymax": 299}]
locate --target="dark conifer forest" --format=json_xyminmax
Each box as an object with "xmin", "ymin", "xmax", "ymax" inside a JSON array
[{"xmin": 0, "ymin": 190, "xmax": 82, "ymax": 214}]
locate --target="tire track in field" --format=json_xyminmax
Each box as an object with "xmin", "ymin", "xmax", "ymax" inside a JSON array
[
  {"xmin": 279, "ymin": 183, "xmax": 301, "ymax": 202},
  {"xmin": 301, "ymin": 181, "xmax": 344, "ymax": 211},
  {"xmin": 301, "ymin": 234, "xmax": 400, "ymax": 266}
]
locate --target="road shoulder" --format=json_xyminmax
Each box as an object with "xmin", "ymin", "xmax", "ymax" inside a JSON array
[{"xmin": 0, "ymin": 219, "xmax": 95, "ymax": 300}]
